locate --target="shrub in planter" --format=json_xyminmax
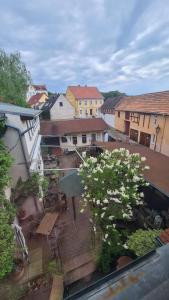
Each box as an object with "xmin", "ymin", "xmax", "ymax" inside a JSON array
[{"xmin": 126, "ymin": 229, "xmax": 161, "ymax": 257}]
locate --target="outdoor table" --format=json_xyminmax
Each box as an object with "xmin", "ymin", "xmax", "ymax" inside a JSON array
[{"xmin": 36, "ymin": 212, "xmax": 59, "ymax": 236}]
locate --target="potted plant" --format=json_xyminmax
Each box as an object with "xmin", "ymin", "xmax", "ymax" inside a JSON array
[
  {"xmin": 11, "ymin": 258, "xmax": 25, "ymax": 281},
  {"xmin": 17, "ymin": 209, "xmax": 26, "ymax": 221}
]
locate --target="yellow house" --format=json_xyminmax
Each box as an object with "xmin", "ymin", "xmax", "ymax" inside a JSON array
[
  {"xmin": 115, "ymin": 91, "xmax": 169, "ymax": 157},
  {"xmin": 28, "ymin": 93, "xmax": 48, "ymax": 109},
  {"xmin": 66, "ymin": 85, "xmax": 104, "ymax": 118}
]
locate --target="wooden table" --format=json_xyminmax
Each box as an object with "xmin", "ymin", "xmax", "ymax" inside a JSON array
[{"xmin": 36, "ymin": 212, "xmax": 59, "ymax": 236}]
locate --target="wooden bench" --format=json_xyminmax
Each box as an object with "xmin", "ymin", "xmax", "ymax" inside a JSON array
[{"xmin": 49, "ymin": 275, "xmax": 63, "ymax": 300}]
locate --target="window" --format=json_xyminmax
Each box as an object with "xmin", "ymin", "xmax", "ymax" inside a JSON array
[
  {"xmin": 80, "ymin": 109, "xmax": 82, "ymax": 115},
  {"xmin": 85, "ymin": 100, "xmax": 87, "ymax": 105},
  {"xmin": 61, "ymin": 136, "xmax": 67, "ymax": 143},
  {"xmin": 73, "ymin": 136, "xmax": 77, "ymax": 145},
  {"xmin": 59, "ymin": 102, "xmax": 63, "ymax": 107},
  {"xmin": 95, "ymin": 100, "xmax": 97, "ymax": 105},
  {"xmin": 82, "ymin": 134, "xmax": 86, "ymax": 143},
  {"xmin": 118, "ymin": 111, "xmax": 120, "ymax": 118},
  {"xmin": 90, "ymin": 100, "xmax": 92, "ymax": 105},
  {"xmin": 130, "ymin": 112, "xmax": 139, "ymax": 124},
  {"xmin": 79, "ymin": 100, "xmax": 82, "ymax": 106},
  {"xmin": 125, "ymin": 111, "xmax": 130, "ymax": 120},
  {"xmin": 90, "ymin": 109, "xmax": 93, "ymax": 115},
  {"xmin": 91, "ymin": 133, "xmax": 96, "ymax": 142},
  {"xmin": 85, "ymin": 109, "xmax": 88, "ymax": 116}
]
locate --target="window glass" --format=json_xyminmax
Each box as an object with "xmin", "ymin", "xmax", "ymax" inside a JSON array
[
  {"xmin": 79, "ymin": 100, "xmax": 81, "ymax": 105},
  {"xmin": 118, "ymin": 111, "xmax": 120, "ymax": 118},
  {"xmin": 61, "ymin": 136, "xmax": 67, "ymax": 143},
  {"xmin": 90, "ymin": 100, "xmax": 92, "ymax": 105},
  {"xmin": 82, "ymin": 134, "xmax": 86, "ymax": 143},
  {"xmin": 85, "ymin": 100, "xmax": 87, "ymax": 105},
  {"xmin": 73, "ymin": 136, "xmax": 77, "ymax": 145}
]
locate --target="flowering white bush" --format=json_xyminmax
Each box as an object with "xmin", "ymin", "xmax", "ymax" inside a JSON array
[{"xmin": 78, "ymin": 148, "xmax": 149, "ymax": 247}]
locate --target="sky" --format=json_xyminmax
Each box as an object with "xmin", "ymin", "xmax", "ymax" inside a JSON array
[{"xmin": 1, "ymin": 0, "xmax": 169, "ymax": 95}]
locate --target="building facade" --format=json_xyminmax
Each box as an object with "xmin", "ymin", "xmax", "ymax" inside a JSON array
[
  {"xmin": 26, "ymin": 84, "xmax": 48, "ymax": 102},
  {"xmin": 1, "ymin": 103, "xmax": 44, "ymax": 188},
  {"xmin": 50, "ymin": 94, "xmax": 75, "ymax": 120},
  {"xmin": 66, "ymin": 86, "xmax": 104, "ymax": 118},
  {"xmin": 28, "ymin": 93, "xmax": 48, "ymax": 109},
  {"xmin": 41, "ymin": 118, "xmax": 108, "ymax": 151},
  {"xmin": 115, "ymin": 91, "xmax": 169, "ymax": 156},
  {"xmin": 99, "ymin": 96, "xmax": 122, "ymax": 128}
]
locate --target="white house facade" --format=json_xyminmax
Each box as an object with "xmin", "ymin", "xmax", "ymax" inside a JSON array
[
  {"xmin": 0, "ymin": 103, "xmax": 44, "ymax": 187},
  {"xmin": 50, "ymin": 94, "xmax": 75, "ymax": 120},
  {"xmin": 41, "ymin": 118, "xmax": 108, "ymax": 151}
]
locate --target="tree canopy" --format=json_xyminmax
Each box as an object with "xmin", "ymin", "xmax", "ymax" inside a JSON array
[
  {"xmin": 102, "ymin": 90, "xmax": 125, "ymax": 100},
  {"xmin": 0, "ymin": 49, "xmax": 31, "ymax": 107}
]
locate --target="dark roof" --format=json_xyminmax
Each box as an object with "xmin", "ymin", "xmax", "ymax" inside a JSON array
[
  {"xmin": 100, "ymin": 96, "xmax": 123, "ymax": 114},
  {"xmin": 59, "ymin": 170, "xmax": 83, "ymax": 197},
  {"xmin": 42, "ymin": 94, "xmax": 59, "ymax": 111},
  {"xmin": 0, "ymin": 103, "xmax": 41, "ymax": 117},
  {"xmin": 94, "ymin": 141, "xmax": 169, "ymax": 197},
  {"xmin": 32, "ymin": 84, "xmax": 47, "ymax": 91},
  {"xmin": 28, "ymin": 93, "xmax": 47, "ymax": 106},
  {"xmin": 68, "ymin": 86, "xmax": 104, "ymax": 99},
  {"xmin": 40, "ymin": 118, "xmax": 108, "ymax": 136},
  {"xmin": 65, "ymin": 244, "xmax": 169, "ymax": 300},
  {"xmin": 115, "ymin": 90, "xmax": 169, "ymax": 115}
]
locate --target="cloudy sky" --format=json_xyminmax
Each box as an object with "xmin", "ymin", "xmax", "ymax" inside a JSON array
[{"xmin": 1, "ymin": 0, "xmax": 169, "ymax": 94}]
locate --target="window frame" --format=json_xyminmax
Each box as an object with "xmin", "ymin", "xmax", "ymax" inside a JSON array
[{"xmin": 82, "ymin": 134, "xmax": 87, "ymax": 144}]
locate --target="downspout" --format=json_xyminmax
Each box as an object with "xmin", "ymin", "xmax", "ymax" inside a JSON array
[{"xmin": 6, "ymin": 124, "xmax": 35, "ymax": 178}]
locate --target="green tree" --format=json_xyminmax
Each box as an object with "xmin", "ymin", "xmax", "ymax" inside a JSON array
[
  {"xmin": 0, "ymin": 49, "xmax": 31, "ymax": 107},
  {"xmin": 0, "ymin": 140, "xmax": 15, "ymax": 279}
]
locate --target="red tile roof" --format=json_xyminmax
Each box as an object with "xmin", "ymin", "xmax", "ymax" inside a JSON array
[
  {"xmin": 28, "ymin": 93, "xmax": 46, "ymax": 106},
  {"xmin": 40, "ymin": 118, "xmax": 108, "ymax": 136},
  {"xmin": 115, "ymin": 91, "xmax": 169, "ymax": 115},
  {"xmin": 32, "ymin": 85, "xmax": 47, "ymax": 91},
  {"xmin": 94, "ymin": 141, "xmax": 169, "ymax": 196},
  {"xmin": 68, "ymin": 86, "xmax": 103, "ymax": 99}
]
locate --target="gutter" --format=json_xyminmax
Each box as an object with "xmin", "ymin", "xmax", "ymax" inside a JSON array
[{"xmin": 6, "ymin": 124, "xmax": 35, "ymax": 178}]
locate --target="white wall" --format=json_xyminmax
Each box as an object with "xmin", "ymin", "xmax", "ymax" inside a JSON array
[
  {"xmin": 3, "ymin": 113, "xmax": 43, "ymax": 187},
  {"xmin": 101, "ymin": 113, "xmax": 115, "ymax": 128},
  {"xmin": 50, "ymin": 94, "xmax": 75, "ymax": 120},
  {"xmin": 59, "ymin": 131, "xmax": 104, "ymax": 150}
]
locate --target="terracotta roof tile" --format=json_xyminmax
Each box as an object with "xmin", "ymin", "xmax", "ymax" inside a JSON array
[
  {"xmin": 40, "ymin": 118, "xmax": 108, "ymax": 136},
  {"xmin": 68, "ymin": 86, "xmax": 103, "ymax": 99},
  {"xmin": 28, "ymin": 93, "xmax": 46, "ymax": 106},
  {"xmin": 32, "ymin": 85, "xmax": 47, "ymax": 91},
  {"xmin": 115, "ymin": 91, "xmax": 169, "ymax": 115},
  {"xmin": 160, "ymin": 230, "xmax": 169, "ymax": 244}
]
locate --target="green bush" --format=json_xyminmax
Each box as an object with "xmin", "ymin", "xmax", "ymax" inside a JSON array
[{"xmin": 127, "ymin": 229, "xmax": 161, "ymax": 257}]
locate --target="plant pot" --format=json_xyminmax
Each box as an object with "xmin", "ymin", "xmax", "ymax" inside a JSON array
[
  {"xmin": 18, "ymin": 209, "xmax": 27, "ymax": 221},
  {"xmin": 11, "ymin": 259, "xmax": 25, "ymax": 281}
]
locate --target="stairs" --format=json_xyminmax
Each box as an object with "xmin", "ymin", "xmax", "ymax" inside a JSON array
[{"xmin": 63, "ymin": 252, "xmax": 96, "ymax": 285}]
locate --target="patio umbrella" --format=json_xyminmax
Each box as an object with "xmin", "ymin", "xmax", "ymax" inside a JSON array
[{"xmin": 59, "ymin": 170, "xmax": 83, "ymax": 197}]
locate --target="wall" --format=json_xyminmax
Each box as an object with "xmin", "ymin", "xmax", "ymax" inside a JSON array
[
  {"xmin": 115, "ymin": 110, "xmax": 169, "ymax": 157},
  {"xmin": 66, "ymin": 88, "xmax": 77, "ymax": 113},
  {"xmin": 77, "ymin": 99, "xmax": 104, "ymax": 118},
  {"xmin": 3, "ymin": 113, "xmax": 43, "ymax": 187},
  {"xmin": 50, "ymin": 94, "xmax": 75, "ymax": 120},
  {"xmin": 101, "ymin": 113, "xmax": 115, "ymax": 127},
  {"xmin": 42, "ymin": 131, "xmax": 104, "ymax": 151}
]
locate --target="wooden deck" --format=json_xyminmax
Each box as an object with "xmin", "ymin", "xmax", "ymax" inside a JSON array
[
  {"xmin": 49, "ymin": 275, "xmax": 63, "ymax": 300},
  {"xmin": 36, "ymin": 213, "xmax": 59, "ymax": 236}
]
